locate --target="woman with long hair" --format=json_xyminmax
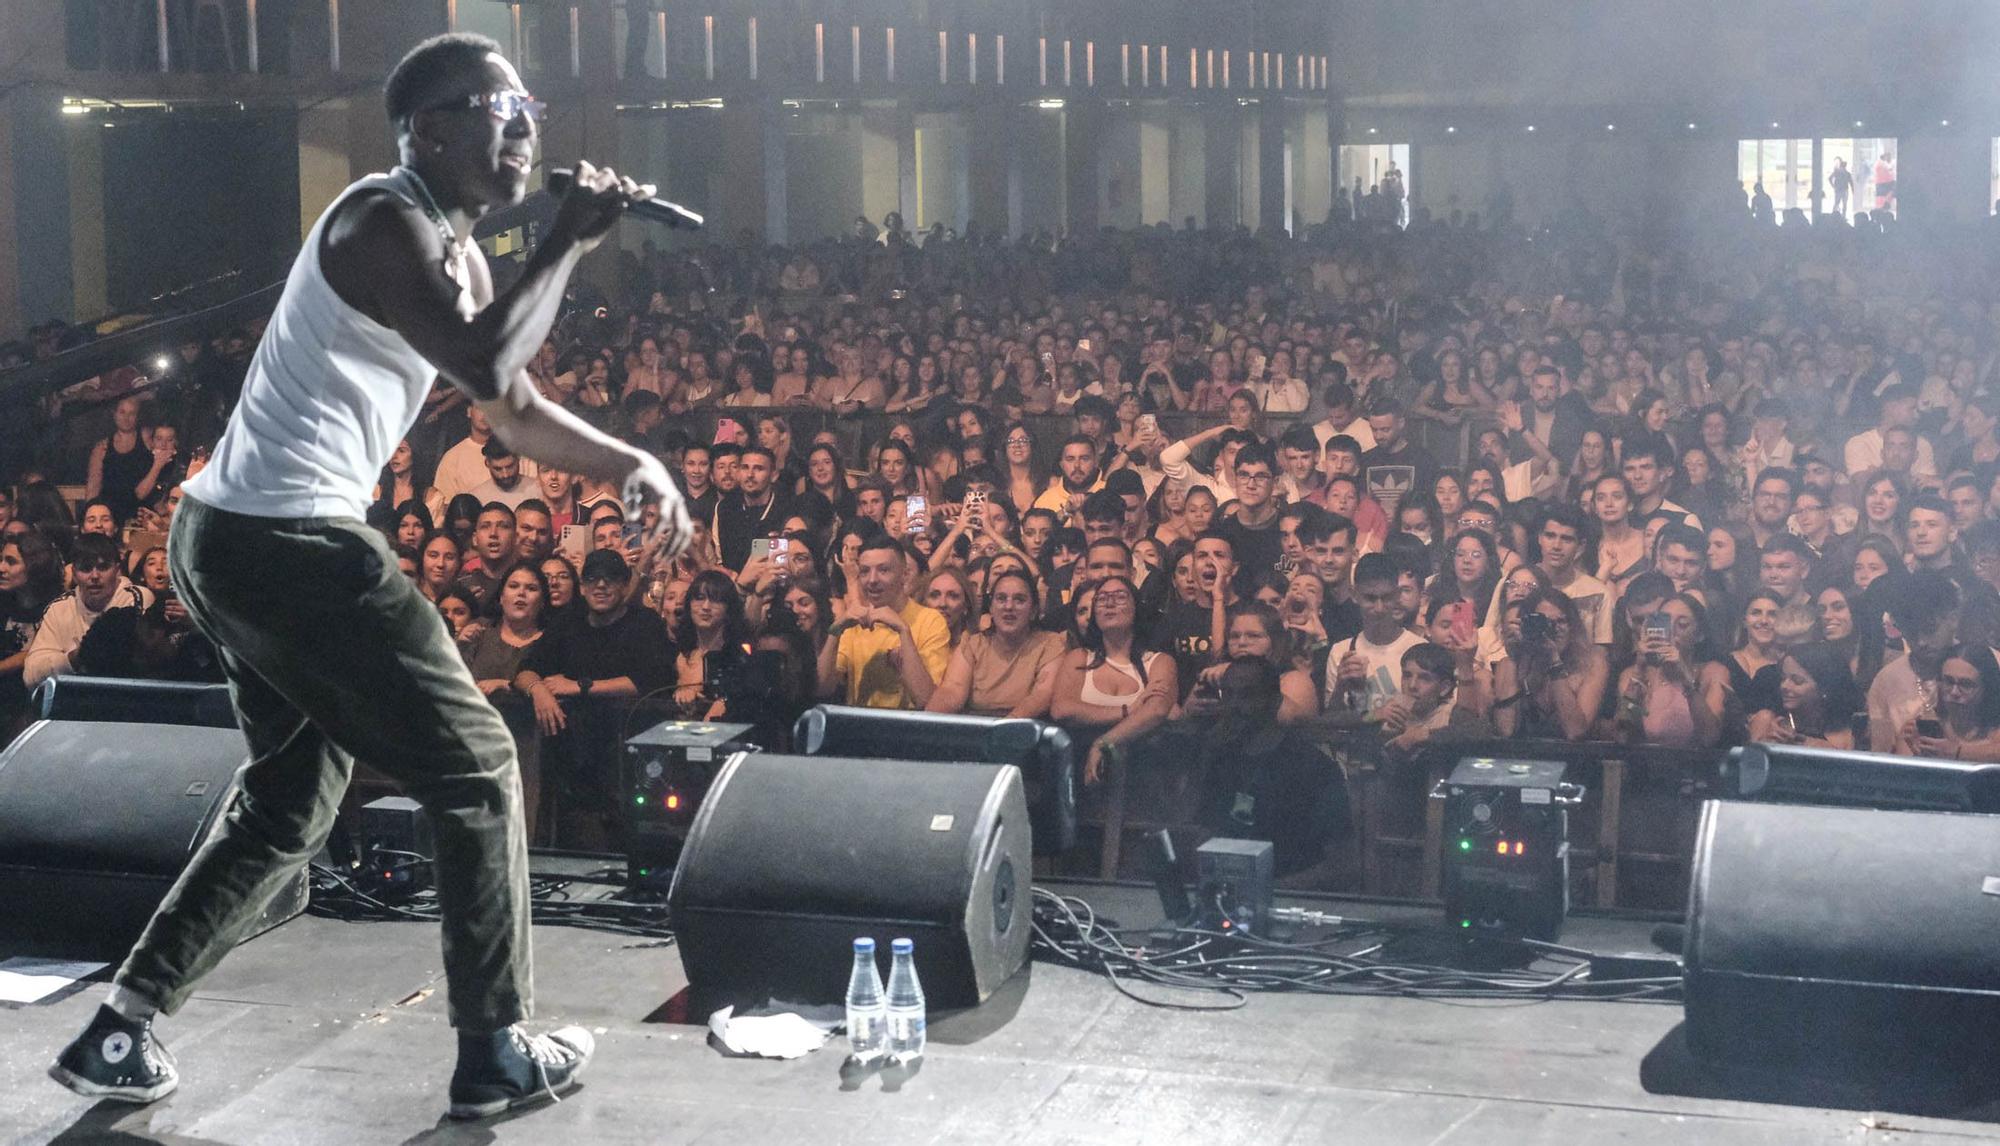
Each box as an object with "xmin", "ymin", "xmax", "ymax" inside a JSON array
[
  {"xmin": 780, "ymin": 574, "xmax": 833, "ymax": 655},
  {"xmin": 874, "ymin": 439, "xmax": 922, "ymax": 499},
  {"xmin": 390, "ymin": 500, "xmax": 434, "ymax": 554},
  {"xmin": 1704, "ymin": 523, "xmax": 1757, "ymax": 603},
  {"xmin": 1860, "ymin": 472, "xmax": 1908, "ymax": 548},
  {"xmin": 418, "ymin": 531, "xmax": 463, "ymax": 604},
  {"xmin": 1490, "ymin": 588, "xmax": 1608, "ymax": 741},
  {"xmin": 1813, "ymin": 583, "xmax": 1884, "ymax": 691},
  {"xmin": 802, "ymin": 443, "xmax": 854, "ymax": 515},
  {"xmin": 1188, "ymin": 601, "xmax": 1320, "ymax": 724},
  {"xmin": 1582, "ymin": 474, "xmax": 1642, "ymax": 588},
  {"xmin": 1051, "ymin": 574, "xmax": 1178, "ymax": 784},
  {"xmin": 370, "ymin": 439, "xmax": 442, "ymax": 529},
  {"xmin": 917, "ymin": 565, "xmax": 976, "ymax": 650},
  {"xmin": 1613, "ymin": 591, "xmax": 1729, "ymax": 747},
  {"xmin": 1563, "ymin": 427, "xmax": 1614, "ymax": 508},
  {"xmin": 441, "ymin": 493, "xmax": 483, "ymax": 551},
  {"xmin": 1001, "ymin": 423, "xmax": 1047, "ymax": 516},
  {"xmin": 538, "ymin": 555, "xmax": 582, "ymax": 630},
  {"xmin": 1900, "ymin": 644, "xmax": 2000, "ymax": 762},
  {"xmin": 928, "ymin": 569, "xmax": 1066, "ymax": 717},
  {"xmin": 0, "ymin": 530, "xmax": 65, "ymax": 720},
  {"xmin": 671, "ymin": 569, "xmax": 752, "ymax": 719},
  {"xmin": 1434, "ymin": 528, "xmax": 1502, "ymax": 617},
  {"xmin": 1675, "ymin": 444, "xmax": 1730, "ymax": 527},
  {"xmin": 460, "ymin": 564, "xmax": 549, "ymax": 694},
  {"xmin": 1748, "ymin": 641, "xmax": 1862, "ymax": 749},
  {"xmin": 435, "ymin": 588, "xmax": 479, "ymax": 640},
  {"xmin": 1724, "ymin": 591, "xmax": 1786, "ymax": 716}
]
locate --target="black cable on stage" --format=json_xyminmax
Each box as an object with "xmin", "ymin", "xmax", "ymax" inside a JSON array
[
  {"xmin": 306, "ymin": 862, "xmax": 677, "ymax": 942},
  {"xmin": 1027, "ymin": 888, "xmax": 1681, "ymax": 1008}
]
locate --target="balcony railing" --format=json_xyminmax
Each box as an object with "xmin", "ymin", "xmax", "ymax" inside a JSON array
[{"xmin": 56, "ymin": 0, "xmax": 1331, "ymax": 103}]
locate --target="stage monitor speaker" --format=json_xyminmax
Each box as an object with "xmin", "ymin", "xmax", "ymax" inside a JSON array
[
  {"xmin": 667, "ymin": 752, "xmax": 1031, "ymax": 1012},
  {"xmin": 1685, "ymin": 799, "xmax": 2000, "ymax": 1069},
  {"xmin": 0, "ymin": 719, "xmax": 306, "ymax": 956},
  {"xmin": 34, "ymin": 676, "xmax": 237, "ymax": 729},
  {"xmin": 1723, "ymin": 742, "xmax": 2000, "ymax": 813},
  {"xmin": 793, "ymin": 704, "xmax": 1076, "ymax": 853}
]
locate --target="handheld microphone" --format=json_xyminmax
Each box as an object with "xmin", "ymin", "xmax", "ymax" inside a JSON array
[{"xmin": 545, "ymin": 168, "xmax": 704, "ymax": 230}]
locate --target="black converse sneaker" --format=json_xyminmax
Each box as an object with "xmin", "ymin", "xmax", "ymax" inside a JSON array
[
  {"xmin": 48, "ymin": 1005, "xmax": 180, "ymax": 1104},
  {"xmin": 447, "ymin": 1025, "xmax": 594, "ymax": 1120}
]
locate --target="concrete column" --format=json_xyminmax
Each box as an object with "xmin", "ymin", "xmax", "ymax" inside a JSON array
[
  {"xmin": 1167, "ymin": 106, "xmax": 1206, "ymax": 228},
  {"xmin": 967, "ymin": 101, "xmax": 1016, "ymax": 238},
  {"xmin": 1064, "ymin": 97, "xmax": 1105, "ymax": 234},
  {"xmin": 1204, "ymin": 105, "xmax": 1240, "ymax": 229},
  {"xmin": 1137, "ymin": 104, "xmax": 1171, "ymax": 225},
  {"xmin": 66, "ymin": 113, "xmax": 106, "ymax": 321},
  {"xmin": 1293, "ymin": 104, "xmax": 1332, "ymax": 229},
  {"xmin": 7, "ymin": 94, "xmax": 74, "ymax": 332},
  {"xmin": 1258, "ymin": 101, "xmax": 1287, "ymax": 233},
  {"xmin": 715, "ymin": 99, "xmax": 780, "ymax": 243},
  {"xmin": 860, "ymin": 102, "xmax": 906, "ymax": 229},
  {"xmin": 0, "ymin": 0, "xmax": 68, "ymax": 334},
  {"xmin": 913, "ymin": 111, "xmax": 968, "ymax": 234}
]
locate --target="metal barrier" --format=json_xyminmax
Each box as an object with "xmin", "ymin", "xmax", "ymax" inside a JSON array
[{"xmin": 393, "ymin": 693, "xmax": 1720, "ymax": 910}]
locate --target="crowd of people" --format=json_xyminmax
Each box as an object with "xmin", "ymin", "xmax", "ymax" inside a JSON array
[{"xmin": 9, "ymin": 198, "xmax": 2000, "ymax": 873}]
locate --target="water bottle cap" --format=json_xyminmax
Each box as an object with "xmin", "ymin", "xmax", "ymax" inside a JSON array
[
  {"xmin": 853, "ymin": 937, "xmax": 876, "ymax": 952},
  {"xmin": 892, "ymin": 938, "xmax": 914, "ymax": 953}
]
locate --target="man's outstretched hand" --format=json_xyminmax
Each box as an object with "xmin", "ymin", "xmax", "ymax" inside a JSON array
[{"xmin": 623, "ymin": 451, "xmax": 693, "ymax": 563}]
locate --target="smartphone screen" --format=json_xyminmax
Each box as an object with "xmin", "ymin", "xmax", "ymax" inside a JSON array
[
  {"xmin": 621, "ymin": 518, "xmax": 646, "ymax": 550},
  {"xmin": 1642, "ymin": 610, "xmax": 1671, "ymax": 647},
  {"xmin": 1449, "ymin": 600, "xmax": 1476, "ymax": 645},
  {"xmin": 1138, "ymin": 413, "xmax": 1160, "ymax": 436},
  {"xmin": 1917, "ymin": 718, "xmax": 1946, "ymax": 740},
  {"xmin": 905, "ymin": 495, "xmax": 927, "ymax": 534}
]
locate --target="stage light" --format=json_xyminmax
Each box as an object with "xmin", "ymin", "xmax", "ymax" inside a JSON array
[
  {"xmin": 1687, "ymin": 122, "xmax": 1697, "ymax": 130},
  {"xmin": 1941, "ymin": 119, "xmax": 1951, "ymax": 126},
  {"xmin": 154, "ymin": 355, "xmax": 171, "ymax": 372},
  {"xmin": 1770, "ymin": 121, "xmax": 1780, "ymax": 128},
  {"xmin": 1446, "ymin": 125, "xmax": 1456, "ymax": 133},
  {"xmin": 1854, "ymin": 120, "xmax": 1864, "ymax": 128},
  {"xmin": 1604, "ymin": 123, "xmax": 1615, "ymax": 131},
  {"xmin": 1367, "ymin": 126, "xmax": 1378, "ymax": 134},
  {"xmin": 1525, "ymin": 124, "xmax": 1536, "ymax": 132}
]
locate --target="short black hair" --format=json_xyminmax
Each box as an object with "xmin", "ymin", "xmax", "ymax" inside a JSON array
[
  {"xmin": 385, "ymin": 33, "xmax": 504, "ymax": 128},
  {"xmin": 1354, "ymin": 552, "xmax": 1398, "ymax": 587}
]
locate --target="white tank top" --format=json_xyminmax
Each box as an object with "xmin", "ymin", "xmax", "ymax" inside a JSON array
[{"xmin": 186, "ymin": 169, "xmax": 451, "ymax": 520}]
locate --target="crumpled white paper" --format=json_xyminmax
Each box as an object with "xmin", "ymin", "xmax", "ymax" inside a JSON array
[{"xmin": 706, "ymin": 1004, "xmax": 839, "ymax": 1059}]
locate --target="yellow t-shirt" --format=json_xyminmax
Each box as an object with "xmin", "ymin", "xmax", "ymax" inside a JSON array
[
  {"xmin": 1032, "ymin": 476, "xmax": 1105, "ymax": 521},
  {"xmin": 833, "ymin": 599, "xmax": 952, "ymax": 708}
]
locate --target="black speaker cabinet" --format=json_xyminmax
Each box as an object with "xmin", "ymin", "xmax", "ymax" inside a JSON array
[
  {"xmin": 794, "ymin": 705, "xmax": 1077, "ymax": 853},
  {"xmin": 1685, "ymin": 800, "xmax": 2000, "ymax": 1069},
  {"xmin": 0, "ymin": 720, "xmax": 307, "ymax": 956},
  {"xmin": 667, "ymin": 752, "xmax": 1032, "ymax": 1012},
  {"xmin": 34, "ymin": 676, "xmax": 238, "ymax": 728}
]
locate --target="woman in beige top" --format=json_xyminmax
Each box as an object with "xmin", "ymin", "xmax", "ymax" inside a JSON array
[{"xmin": 928, "ymin": 570, "xmax": 1065, "ymax": 718}]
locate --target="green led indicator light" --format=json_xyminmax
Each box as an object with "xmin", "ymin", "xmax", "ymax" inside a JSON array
[
  {"xmin": 1460, "ymin": 919, "xmax": 1471, "ymax": 928},
  {"xmin": 1458, "ymin": 839, "xmax": 1471, "ymax": 852},
  {"xmin": 635, "ymin": 796, "xmax": 645, "ymax": 805}
]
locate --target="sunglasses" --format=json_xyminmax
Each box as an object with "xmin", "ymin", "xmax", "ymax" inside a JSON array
[{"xmin": 423, "ymin": 89, "xmax": 547, "ymax": 123}]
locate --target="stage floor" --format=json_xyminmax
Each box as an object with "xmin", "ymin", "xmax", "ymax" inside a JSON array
[{"xmin": 5, "ymin": 879, "xmax": 1997, "ymax": 1146}]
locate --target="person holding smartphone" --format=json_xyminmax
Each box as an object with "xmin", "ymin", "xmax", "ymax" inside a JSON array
[
  {"xmin": 1898, "ymin": 644, "xmax": 2000, "ymax": 762},
  {"xmin": 1748, "ymin": 642, "xmax": 1861, "ymax": 750},
  {"xmin": 1490, "ymin": 588, "xmax": 1606, "ymax": 741},
  {"xmin": 1612, "ymin": 592, "xmax": 1727, "ymax": 747}
]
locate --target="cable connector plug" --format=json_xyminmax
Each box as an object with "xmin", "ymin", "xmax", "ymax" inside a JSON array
[{"xmin": 1267, "ymin": 906, "xmax": 1346, "ymax": 928}]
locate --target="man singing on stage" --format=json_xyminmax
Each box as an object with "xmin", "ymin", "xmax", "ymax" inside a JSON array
[{"xmin": 48, "ymin": 33, "xmax": 690, "ymax": 1120}]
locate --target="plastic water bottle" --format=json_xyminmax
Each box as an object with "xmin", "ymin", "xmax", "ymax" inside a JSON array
[
  {"xmin": 844, "ymin": 937, "xmax": 887, "ymax": 1063},
  {"xmin": 885, "ymin": 937, "xmax": 927, "ymax": 1064}
]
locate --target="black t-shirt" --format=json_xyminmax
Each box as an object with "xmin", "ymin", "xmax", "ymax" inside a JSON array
[
  {"xmin": 683, "ymin": 486, "xmax": 719, "ymax": 535},
  {"xmin": 521, "ymin": 606, "xmax": 675, "ymax": 693},
  {"xmin": 1158, "ymin": 597, "xmax": 1220, "ymax": 698},
  {"xmin": 1360, "ymin": 441, "xmax": 1439, "ymax": 509},
  {"xmin": 1199, "ymin": 726, "xmax": 1349, "ymax": 876},
  {"xmin": 1216, "ymin": 513, "xmax": 1283, "ymax": 593}
]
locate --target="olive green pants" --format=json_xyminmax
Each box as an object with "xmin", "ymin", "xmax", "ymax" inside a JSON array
[{"xmin": 115, "ymin": 494, "xmax": 531, "ymax": 1030}]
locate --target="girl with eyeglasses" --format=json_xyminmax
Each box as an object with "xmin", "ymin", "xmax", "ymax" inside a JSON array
[{"xmin": 1900, "ymin": 644, "xmax": 2000, "ymax": 762}]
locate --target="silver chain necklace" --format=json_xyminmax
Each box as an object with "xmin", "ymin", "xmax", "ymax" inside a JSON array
[{"xmin": 398, "ymin": 165, "xmax": 474, "ymax": 306}]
